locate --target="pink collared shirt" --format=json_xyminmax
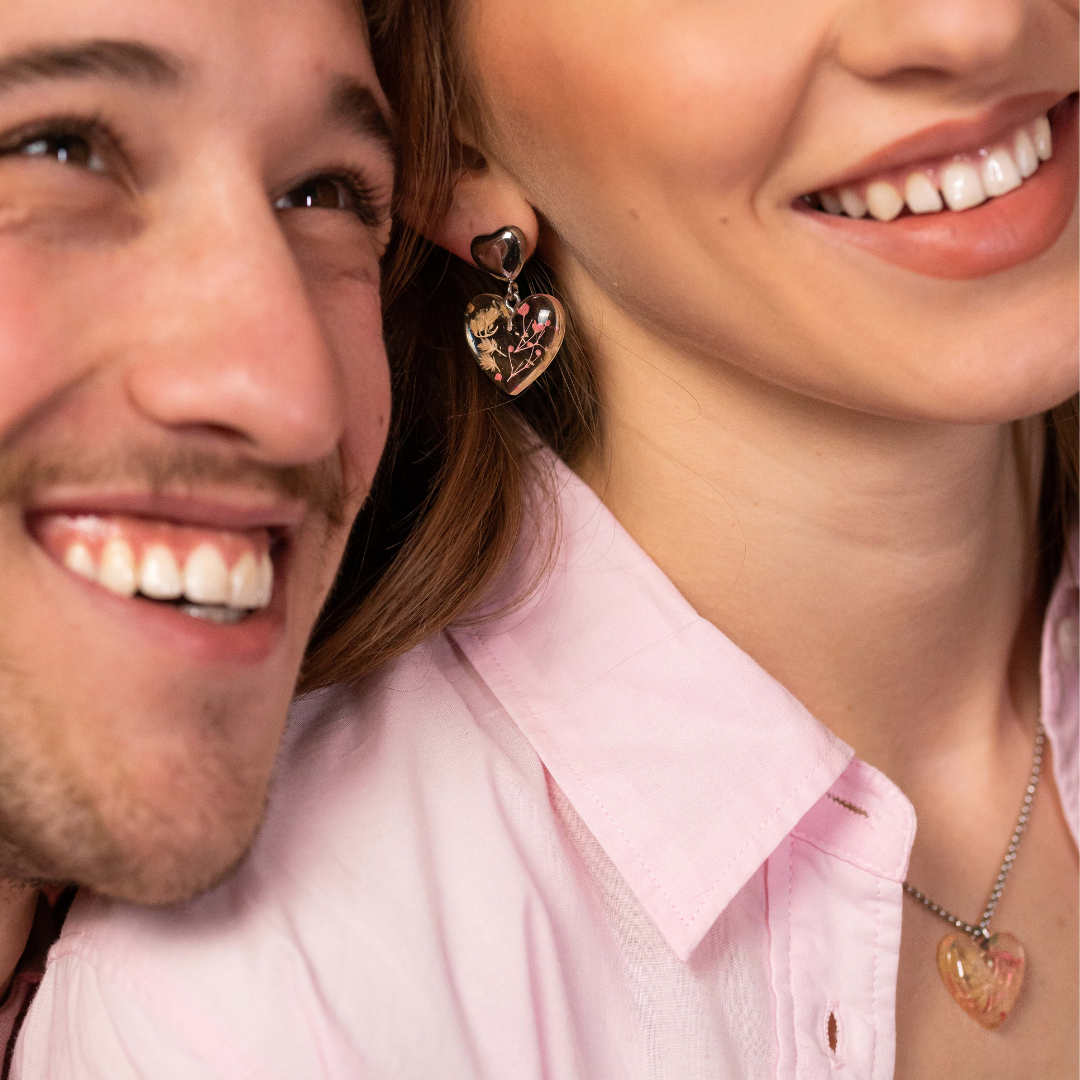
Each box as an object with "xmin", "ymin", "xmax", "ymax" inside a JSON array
[{"xmin": 14, "ymin": 458, "xmax": 1080, "ymax": 1080}]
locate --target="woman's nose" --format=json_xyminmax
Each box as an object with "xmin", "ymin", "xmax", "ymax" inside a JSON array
[
  {"xmin": 834, "ymin": 0, "xmax": 1028, "ymax": 83},
  {"xmin": 124, "ymin": 181, "xmax": 347, "ymax": 468}
]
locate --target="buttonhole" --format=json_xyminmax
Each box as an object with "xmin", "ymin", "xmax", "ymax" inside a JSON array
[
  {"xmin": 827, "ymin": 794, "xmax": 869, "ymax": 818},
  {"xmin": 824, "ymin": 1003, "xmax": 843, "ymax": 1065}
]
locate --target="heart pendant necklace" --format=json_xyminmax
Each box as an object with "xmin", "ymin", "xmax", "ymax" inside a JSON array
[{"xmin": 903, "ymin": 723, "xmax": 1043, "ymax": 1030}]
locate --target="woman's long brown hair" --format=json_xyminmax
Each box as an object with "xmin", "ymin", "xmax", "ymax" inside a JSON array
[{"xmin": 298, "ymin": 0, "xmax": 1078, "ymax": 692}]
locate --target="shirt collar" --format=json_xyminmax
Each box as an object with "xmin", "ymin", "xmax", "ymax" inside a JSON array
[
  {"xmin": 452, "ymin": 455, "xmax": 852, "ymax": 961},
  {"xmin": 1041, "ymin": 528, "xmax": 1079, "ymax": 846},
  {"xmin": 452, "ymin": 457, "xmax": 1079, "ymax": 960}
]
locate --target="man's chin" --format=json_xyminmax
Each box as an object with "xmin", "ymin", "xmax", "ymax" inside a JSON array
[
  {"xmin": 5, "ymin": 796, "xmax": 268, "ymax": 908},
  {"xmin": 0, "ymin": 722, "xmax": 278, "ymax": 906},
  {"xmin": 89, "ymin": 818, "xmax": 263, "ymax": 907}
]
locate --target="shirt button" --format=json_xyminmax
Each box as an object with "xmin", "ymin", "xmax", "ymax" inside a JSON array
[{"xmin": 1057, "ymin": 616, "xmax": 1079, "ymax": 666}]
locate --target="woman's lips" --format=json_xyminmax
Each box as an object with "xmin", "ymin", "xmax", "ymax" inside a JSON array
[{"xmin": 796, "ymin": 96, "xmax": 1077, "ymax": 279}]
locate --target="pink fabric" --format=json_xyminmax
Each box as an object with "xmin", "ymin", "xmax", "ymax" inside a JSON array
[
  {"xmin": 12, "ymin": 457, "xmax": 1079, "ymax": 1080},
  {"xmin": 0, "ymin": 972, "xmax": 40, "ymax": 1079},
  {"xmin": 1, "ymin": 890, "xmax": 77, "ymax": 1079}
]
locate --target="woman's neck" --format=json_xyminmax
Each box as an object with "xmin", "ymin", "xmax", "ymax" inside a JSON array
[{"xmin": 573, "ymin": 295, "xmax": 1044, "ymax": 797}]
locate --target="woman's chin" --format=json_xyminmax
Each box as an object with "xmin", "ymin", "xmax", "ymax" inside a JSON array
[
  {"xmin": 758, "ymin": 223, "xmax": 1078, "ymax": 426},
  {"xmin": 888, "ymin": 289, "xmax": 1077, "ymax": 425}
]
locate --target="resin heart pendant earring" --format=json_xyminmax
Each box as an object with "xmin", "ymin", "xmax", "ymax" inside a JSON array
[{"xmin": 464, "ymin": 226, "xmax": 565, "ymax": 396}]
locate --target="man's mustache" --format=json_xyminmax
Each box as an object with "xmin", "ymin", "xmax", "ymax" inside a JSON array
[{"xmin": 0, "ymin": 443, "xmax": 347, "ymax": 529}]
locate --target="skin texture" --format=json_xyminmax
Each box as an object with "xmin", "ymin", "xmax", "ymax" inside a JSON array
[
  {"xmin": 0, "ymin": 0, "xmax": 393, "ymax": 945},
  {"xmin": 0, "ymin": 883, "xmax": 35, "ymax": 999},
  {"xmin": 433, "ymin": 0, "xmax": 1079, "ymax": 1076}
]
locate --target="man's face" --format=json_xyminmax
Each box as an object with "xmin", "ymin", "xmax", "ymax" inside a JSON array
[{"xmin": 0, "ymin": 0, "xmax": 393, "ymax": 902}]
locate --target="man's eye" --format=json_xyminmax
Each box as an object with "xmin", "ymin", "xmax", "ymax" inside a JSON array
[
  {"xmin": 18, "ymin": 134, "xmax": 105, "ymax": 172},
  {"xmin": 275, "ymin": 178, "xmax": 352, "ymax": 212},
  {"xmin": 273, "ymin": 173, "xmax": 385, "ymax": 227}
]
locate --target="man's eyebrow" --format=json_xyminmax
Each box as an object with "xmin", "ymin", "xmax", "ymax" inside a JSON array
[
  {"xmin": 328, "ymin": 78, "xmax": 399, "ymax": 168},
  {"xmin": 0, "ymin": 40, "xmax": 183, "ymax": 94}
]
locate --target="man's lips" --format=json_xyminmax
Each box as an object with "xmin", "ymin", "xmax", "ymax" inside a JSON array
[
  {"xmin": 33, "ymin": 513, "xmax": 276, "ymax": 615},
  {"xmin": 25, "ymin": 489, "xmax": 308, "ymax": 532},
  {"xmin": 795, "ymin": 95, "xmax": 1077, "ymax": 279},
  {"xmin": 22, "ymin": 490, "xmax": 310, "ymax": 660}
]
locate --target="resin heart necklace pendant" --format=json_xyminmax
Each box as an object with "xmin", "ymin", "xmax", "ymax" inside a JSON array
[
  {"xmin": 465, "ymin": 226, "xmax": 565, "ymax": 397},
  {"xmin": 903, "ymin": 723, "xmax": 1043, "ymax": 1029}
]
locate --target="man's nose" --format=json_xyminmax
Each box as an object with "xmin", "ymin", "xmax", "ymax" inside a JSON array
[{"xmin": 124, "ymin": 178, "xmax": 346, "ymax": 467}]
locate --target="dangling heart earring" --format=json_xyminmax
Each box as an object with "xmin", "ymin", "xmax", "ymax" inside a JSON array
[{"xmin": 464, "ymin": 226, "xmax": 566, "ymax": 397}]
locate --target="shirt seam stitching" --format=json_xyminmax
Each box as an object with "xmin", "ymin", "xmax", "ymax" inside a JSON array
[
  {"xmin": 788, "ymin": 829, "xmax": 907, "ymax": 882},
  {"xmin": 787, "ymin": 840, "xmax": 799, "ymax": 1080},
  {"xmin": 871, "ymin": 877, "xmax": 883, "ymax": 1080}
]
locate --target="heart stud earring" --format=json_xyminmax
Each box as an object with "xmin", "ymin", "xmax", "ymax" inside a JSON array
[{"xmin": 464, "ymin": 226, "xmax": 566, "ymax": 397}]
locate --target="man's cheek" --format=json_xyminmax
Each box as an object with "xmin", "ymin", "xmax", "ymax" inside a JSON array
[
  {"xmin": 334, "ymin": 298, "xmax": 393, "ymax": 493},
  {"xmin": 0, "ymin": 244, "xmax": 71, "ymax": 433}
]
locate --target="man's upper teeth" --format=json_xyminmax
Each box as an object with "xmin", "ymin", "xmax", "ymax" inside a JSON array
[
  {"xmin": 63, "ymin": 541, "xmax": 97, "ymax": 582},
  {"xmin": 184, "ymin": 544, "xmax": 231, "ymax": 605},
  {"xmin": 100, "ymin": 538, "xmax": 138, "ymax": 597},
  {"xmin": 139, "ymin": 544, "xmax": 183, "ymax": 599},
  {"xmin": 816, "ymin": 115, "xmax": 1052, "ymax": 221},
  {"xmin": 53, "ymin": 517, "xmax": 273, "ymax": 611},
  {"xmin": 229, "ymin": 552, "xmax": 266, "ymax": 609}
]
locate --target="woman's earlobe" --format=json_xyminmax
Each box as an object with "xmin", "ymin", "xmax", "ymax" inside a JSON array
[{"xmin": 424, "ymin": 152, "xmax": 540, "ymax": 269}]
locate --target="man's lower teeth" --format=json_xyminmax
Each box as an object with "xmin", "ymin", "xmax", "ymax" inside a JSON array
[{"xmin": 177, "ymin": 603, "xmax": 249, "ymax": 624}]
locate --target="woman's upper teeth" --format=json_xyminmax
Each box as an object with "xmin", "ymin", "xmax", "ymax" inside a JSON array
[{"xmin": 816, "ymin": 114, "xmax": 1052, "ymax": 221}]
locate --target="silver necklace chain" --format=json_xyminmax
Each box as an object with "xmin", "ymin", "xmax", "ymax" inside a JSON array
[{"xmin": 902, "ymin": 723, "xmax": 1044, "ymax": 944}]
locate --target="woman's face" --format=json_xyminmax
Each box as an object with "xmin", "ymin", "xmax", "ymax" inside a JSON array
[{"xmin": 461, "ymin": 0, "xmax": 1077, "ymax": 423}]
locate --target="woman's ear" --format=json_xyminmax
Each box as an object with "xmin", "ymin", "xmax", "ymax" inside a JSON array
[{"xmin": 424, "ymin": 150, "xmax": 540, "ymax": 269}]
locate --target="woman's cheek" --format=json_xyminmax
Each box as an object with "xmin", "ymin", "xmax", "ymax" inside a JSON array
[{"xmin": 474, "ymin": 0, "xmax": 820, "ymax": 199}]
